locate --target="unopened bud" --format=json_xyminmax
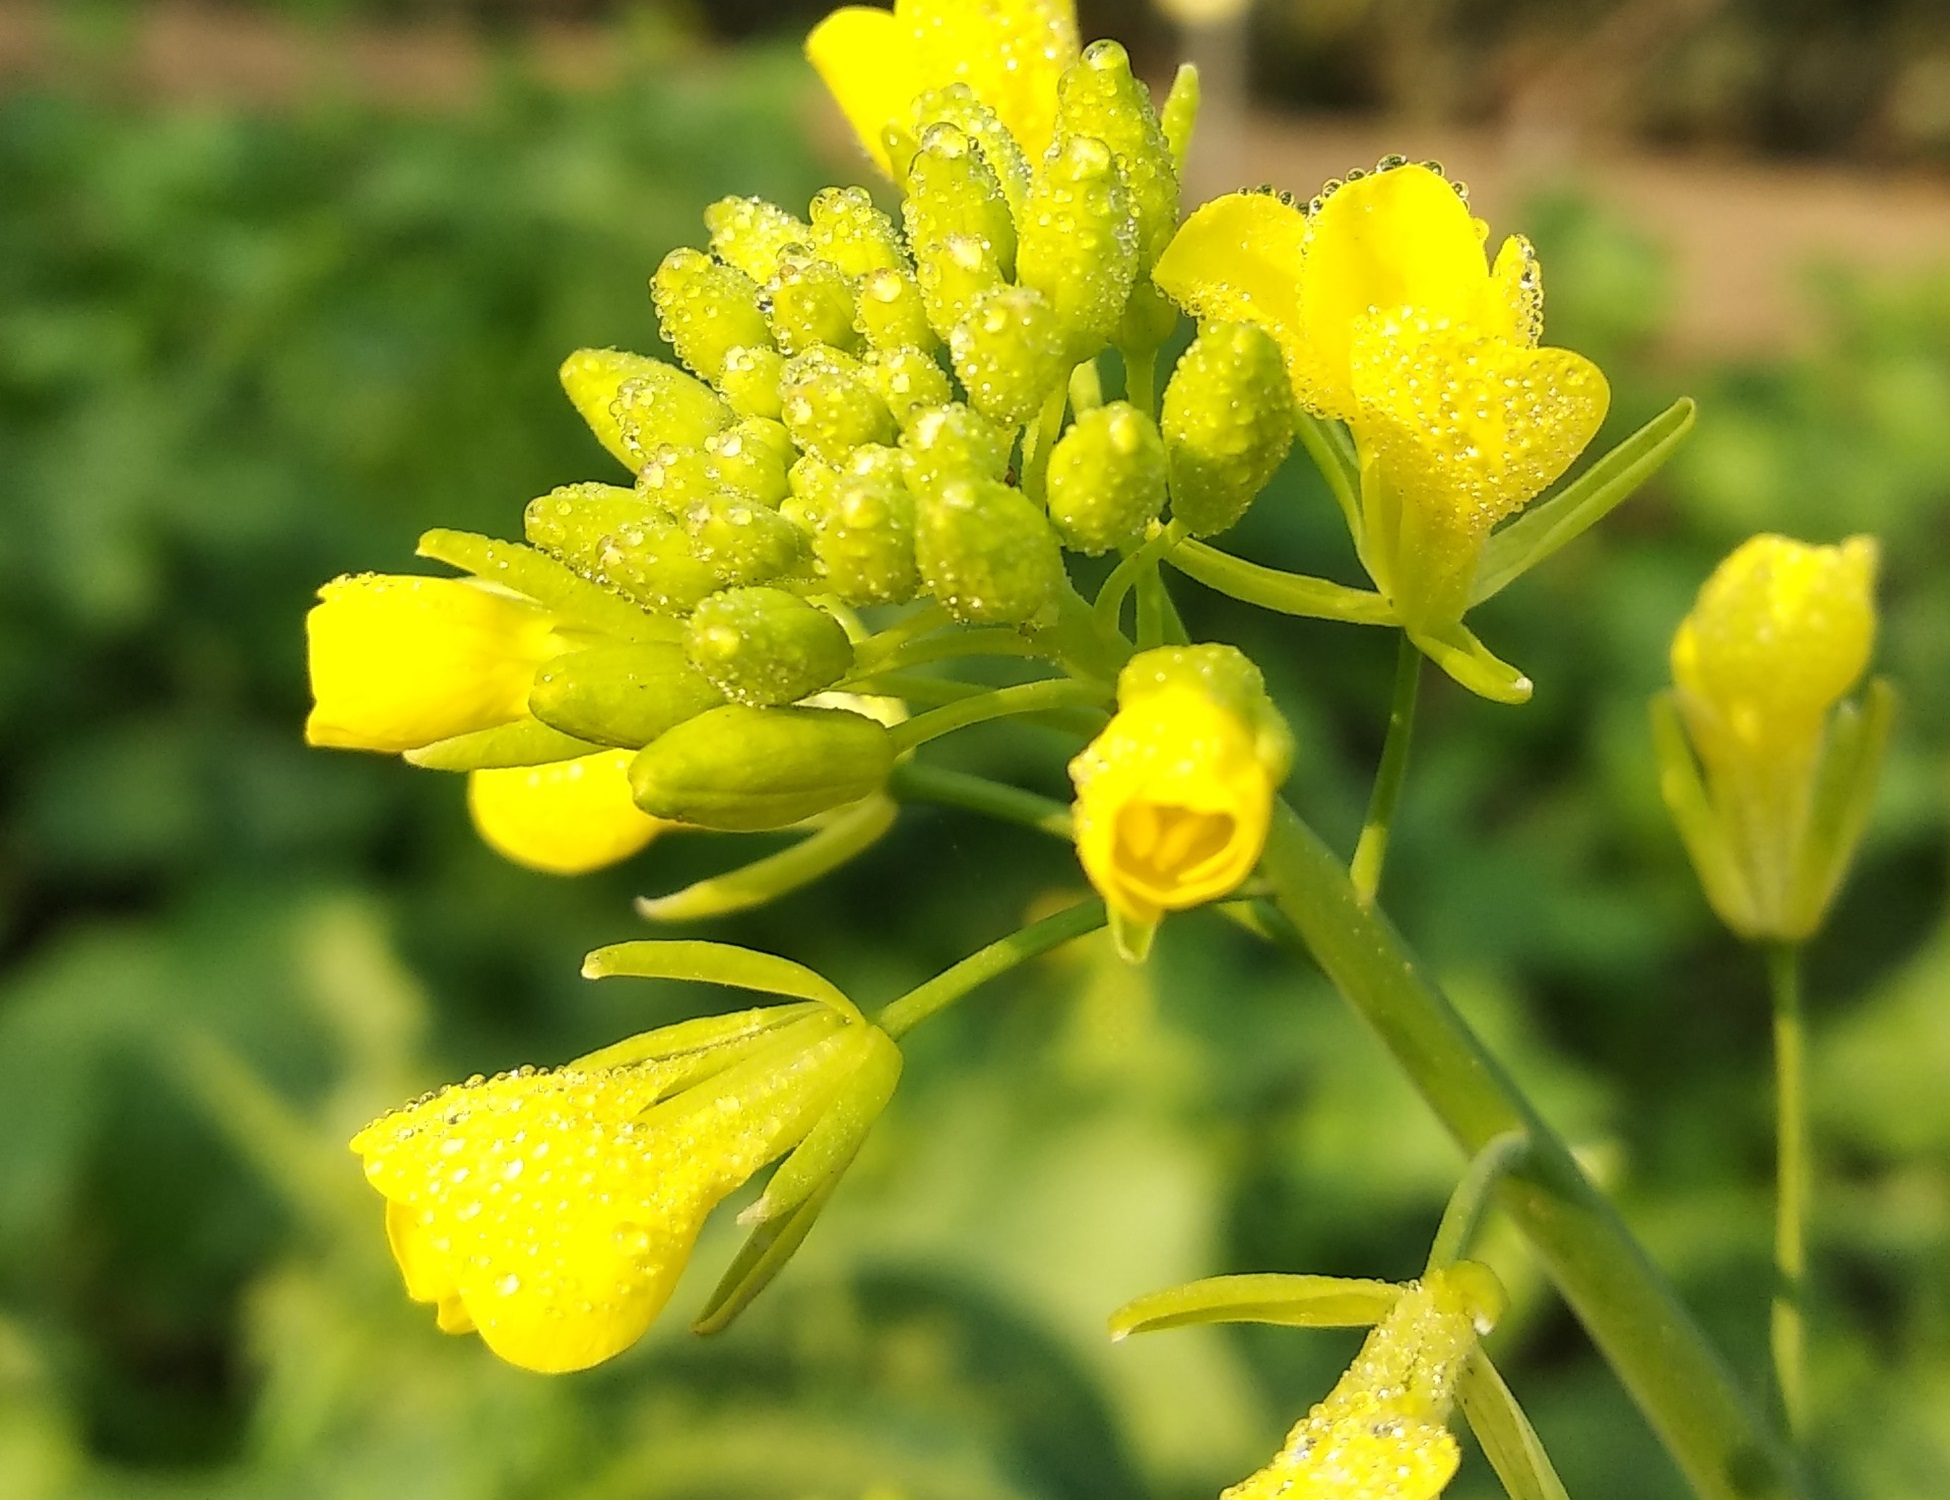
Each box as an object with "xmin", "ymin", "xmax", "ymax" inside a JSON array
[
  {"xmin": 685, "ymin": 587, "xmax": 854, "ymax": 706},
  {"xmin": 765, "ymin": 249, "xmax": 862, "ymax": 357},
  {"xmin": 703, "ymin": 418, "xmax": 794, "ymax": 506},
  {"xmin": 1016, "ymin": 133, "xmax": 1139, "ymax": 363},
  {"xmin": 855, "ymin": 266, "xmax": 938, "ymax": 353},
  {"xmin": 651, "ymin": 248, "xmax": 772, "ymax": 385},
  {"xmin": 865, "ymin": 346, "xmax": 954, "ymax": 427},
  {"xmin": 914, "ymin": 233, "xmax": 1007, "ymax": 345},
  {"xmin": 915, "ymin": 478, "xmax": 1064, "ymax": 625},
  {"xmin": 717, "ymin": 344, "xmax": 787, "ymax": 421},
  {"xmin": 529, "ymin": 642, "xmax": 726, "ymax": 747},
  {"xmin": 779, "ymin": 346, "xmax": 897, "ymax": 464},
  {"xmin": 631, "ymin": 704, "xmax": 896, "ymax": 831},
  {"xmin": 1046, "ymin": 402, "xmax": 1168, "ymax": 553},
  {"xmin": 899, "ymin": 403, "xmax": 1010, "ymax": 501},
  {"xmin": 525, "ymin": 483, "xmax": 722, "ymax": 614},
  {"xmin": 680, "ymin": 490, "xmax": 809, "ymax": 588},
  {"xmin": 903, "ymin": 122, "xmax": 1017, "ymax": 281},
  {"xmin": 559, "ymin": 349, "xmax": 733, "ymax": 471},
  {"xmin": 704, "ymin": 195, "xmax": 810, "ymax": 284},
  {"xmin": 909, "ymin": 85, "xmax": 1031, "ymax": 218},
  {"xmin": 950, "ymin": 285, "xmax": 1067, "ymax": 427},
  {"xmin": 806, "ymin": 470, "xmax": 919, "ymax": 606},
  {"xmin": 635, "ymin": 444, "xmax": 721, "ymax": 514},
  {"xmin": 1162, "ymin": 322, "xmax": 1296, "ymax": 536},
  {"xmin": 808, "ymin": 186, "xmax": 905, "ymax": 277}
]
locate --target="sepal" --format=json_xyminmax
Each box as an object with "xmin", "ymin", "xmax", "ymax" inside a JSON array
[
  {"xmin": 1788, "ymin": 677, "xmax": 1895, "ymax": 936},
  {"xmin": 417, "ymin": 528, "xmax": 677, "ymax": 644},
  {"xmin": 406, "ymin": 717, "xmax": 602, "ymax": 771},
  {"xmin": 637, "ymin": 795, "xmax": 900, "ymax": 922},
  {"xmin": 583, "ymin": 937, "xmax": 860, "ymax": 1020},
  {"xmin": 1110, "ymin": 1273, "xmax": 1403, "ymax": 1340},
  {"xmin": 528, "ymin": 642, "xmax": 725, "ymax": 748},
  {"xmin": 1456, "ymin": 1352, "xmax": 1572, "ymax": 1500},
  {"xmin": 1410, "ymin": 619, "xmax": 1534, "ymax": 706}
]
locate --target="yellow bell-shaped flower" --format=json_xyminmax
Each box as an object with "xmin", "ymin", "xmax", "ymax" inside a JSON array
[
  {"xmin": 1660, "ymin": 533, "xmax": 1887, "ymax": 942},
  {"xmin": 467, "ymin": 750, "xmax": 670, "ymax": 875},
  {"xmin": 806, "ymin": 0, "xmax": 1079, "ymax": 174},
  {"xmin": 1068, "ymin": 644, "xmax": 1291, "ymax": 957},
  {"xmin": 305, "ymin": 574, "xmax": 562, "ymax": 754}
]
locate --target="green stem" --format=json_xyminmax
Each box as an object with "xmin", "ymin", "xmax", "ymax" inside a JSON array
[
  {"xmin": 875, "ymin": 899, "xmax": 1107, "ymax": 1039},
  {"xmin": 889, "ymin": 677, "xmax": 1109, "ymax": 753},
  {"xmin": 1767, "ymin": 941, "xmax": 1809, "ymax": 1445},
  {"xmin": 1257, "ymin": 802, "xmax": 1802, "ymax": 1500},
  {"xmin": 1095, "ymin": 520, "xmax": 1186, "ymax": 637},
  {"xmin": 1119, "ymin": 343, "xmax": 1157, "ymax": 417},
  {"xmin": 1426, "ymin": 1130, "xmax": 1531, "ymax": 1273},
  {"xmin": 1350, "ymin": 632, "xmax": 1422, "ymax": 907},
  {"xmin": 889, "ymin": 760, "xmax": 1075, "ymax": 838},
  {"xmin": 1166, "ymin": 539, "xmax": 1396, "ymax": 625},
  {"xmin": 852, "ymin": 602, "xmax": 953, "ymax": 670}
]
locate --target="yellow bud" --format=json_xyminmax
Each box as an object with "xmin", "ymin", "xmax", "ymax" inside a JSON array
[
  {"xmin": 467, "ymin": 750, "xmax": 668, "ymax": 875},
  {"xmin": 305, "ymin": 574, "xmax": 560, "ymax": 754}
]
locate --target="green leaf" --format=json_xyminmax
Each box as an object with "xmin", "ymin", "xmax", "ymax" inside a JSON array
[
  {"xmin": 1108, "ymin": 1273, "xmax": 1402, "ymax": 1340},
  {"xmin": 1168, "ymin": 538, "xmax": 1395, "ymax": 625},
  {"xmin": 403, "ymin": 716, "xmax": 602, "ymax": 771},
  {"xmin": 1649, "ymin": 692, "xmax": 1754, "ymax": 934},
  {"xmin": 582, "ymin": 940, "xmax": 860, "ymax": 1020},
  {"xmin": 1409, "ymin": 621, "xmax": 1533, "ymax": 705},
  {"xmin": 1789, "ymin": 676, "xmax": 1896, "ymax": 934},
  {"xmin": 1457, "ymin": 1352, "xmax": 1572, "ymax": 1500},
  {"xmin": 417, "ymin": 528, "xmax": 680, "ymax": 644},
  {"xmin": 1471, "ymin": 397, "xmax": 1696, "ymax": 606},
  {"xmin": 637, "ymin": 795, "xmax": 899, "ymax": 922},
  {"xmin": 569, "ymin": 1001, "xmax": 826, "ymax": 1072}
]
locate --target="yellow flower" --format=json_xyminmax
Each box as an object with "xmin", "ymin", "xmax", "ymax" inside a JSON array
[
  {"xmin": 305, "ymin": 574, "xmax": 562, "ymax": 754},
  {"xmin": 352, "ymin": 1008, "xmax": 889, "ymax": 1373},
  {"xmin": 1224, "ymin": 1263, "xmax": 1503, "ymax": 1500},
  {"xmin": 468, "ymin": 751, "xmax": 670, "ymax": 875},
  {"xmin": 1068, "ymin": 645, "xmax": 1290, "ymax": 954},
  {"xmin": 1152, "ymin": 164, "xmax": 1609, "ymax": 647},
  {"xmin": 806, "ymin": 0, "xmax": 1079, "ymax": 174},
  {"xmin": 1662, "ymin": 533, "xmax": 1884, "ymax": 941}
]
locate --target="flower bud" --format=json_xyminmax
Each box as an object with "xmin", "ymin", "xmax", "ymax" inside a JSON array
[
  {"xmin": 865, "ymin": 345, "xmax": 954, "ymax": 427},
  {"xmin": 679, "ymin": 491, "xmax": 809, "ymax": 588},
  {"xmin": 702, "ymin": 418, "xmax": 794, "ymax": 507},
  {"xmin": 716, "ymin": 344, "xmax": 788, "ymax": 421},
  {"xmin": 630, "ymin": 704, "xmax": 896, "ymax": 831},
  {"xmin": 704, "ymin": 195, "xmax": 810, "ymax": 284},
  {"xmin": 306, "ymin": 574, "xmax": 563, "ymax": 754},
  {"xmin": 909, "ymin": 84, "xmax": 1031, "ymax": 217},
  {"xmin": 650, "ymin": 248, "xmax": 772, "ymax": 385},
  {"xmin": 903, "ymin": 122, "xmax": 1017, "ymax": 280},
  {"xmin": 1069, "ymin": 644, "xmax": 1292, "ymax": 957},
  {"xmin": 808, "ymin": 185, "xmax": 905, "ymax": 277},
  {"xmin": 528, "ymin": 642, "xmax": 725, "ymax": 748},
  {"xmin": 899, "ymin": 402, "xmax": 1010, "ymax": 501},
  {"xmin": 915, "ymin": 478, "xmax": 1064, "ymax": 626},
  {"xmin": 764, "ymin": 249, "xmax": 862, "ymax": 357},
  {"xmin": 1161, "ymin": 321, "xmax": 1296, "ymax": 537},
  {"xmin": 855, "ymin": 266, "xmax": 938, "ymax": 354},
  {"xmin": 779, "ymin": 346, "xmax": 898, "ymax": 464},
  {"xmin": 804, "ymin": 469, "xmax": 920, "ymax": 606},
  {"xmin": 685, "ymin": 587, "xmax": 854, "ymax": 707},
  {"xmin": 950, "ymin": 284, "xmax": 1068, "ymax": 427},
  {"xmin": 914, "ymin": 233, "xmax": 1007, "ymax": 343},
  {"xmin": 1015, "ymin": 133, "xmax": 1139, "ymax": 363},
  {"xmin": 524, "ymin": 483, "xmax": 720, "ymax": 614},
  {"xmin": 467, "ymin": 750, "xmax": 669, "ymax": 875},
  {"xmin": 1045, "ymin": 401, "xmax": 1168, "ymax": 554},
  {"xmin": 634, "ymin": 443, "xmax": 721, "ymax": 514},
  {"xmin": 559, "ymin": 348, "xmax": 735, "ymax": 471}
]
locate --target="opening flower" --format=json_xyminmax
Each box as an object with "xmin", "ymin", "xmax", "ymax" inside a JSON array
[{"xmin": 468, "ymin": 750, "xmax": 670, "ymax": 875}]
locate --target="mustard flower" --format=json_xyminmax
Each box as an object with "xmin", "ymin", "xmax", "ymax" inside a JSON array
[
  {"xmin": 467, "ymin": 750, "xmax": 670, "ymax": 875},
  {"xmin": 1659, "ymin": 533, "xmax": 1888, "ymax": 942},
  {"xmin": 806, "ymin": 0, "xmax": 1079, "ymax": 174},
  {"xmin": 1068, "ymin": 645, "xmax": 1291, "ymax": 958},
  {"xmin": 352, "ymin": 1006, "xmax": 896, "ymax": 1373},
  {"xmin": 305, "ymin": 573, "xmax": 563, "ymax": 753}
]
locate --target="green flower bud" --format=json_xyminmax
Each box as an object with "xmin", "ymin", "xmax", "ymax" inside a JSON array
[
  {"xmin": 559, "ymin": 349, "xmax": 733, "ymax": 470},
  {"xmin": 914, "ymin": 234, "xmax": 1007, "ymax": 346},
  {"xmin": 631, "ymin": 704, "xmax": 896, "ymax": 831},
  {"xmin": 1046, "ymin": 402, "xmax": 1168, "ymax": 554},
  {"xmin": 650, "ymin": 248, "xmax": 772, "ymax": 385},
  {"xmin": 899, "ymin": 402, "xmax": 1010, "ymax": 501},
  {"xmin": 704, "ymin": 195, "xmax": 810, "ymax": 284},
  {"xmin": 1016, "ymin": 134, "xmax": 1139, "ymax": 363},
  {"xmin": 806, "ymin": 470, "xmax": 919, "ymax": 606},
  {"xmin": 685, "ymin": 587, "xmax": 854, "ymax": 706},
  {"xmin": 635, "ymin": 444, "xmax": 721, "ymax": 514},
  {"xmin": 915, "ymin": 478, "xmax": 1064, "ymax": 625},
  {"xmin": 865, "ymin": 346, "xmax": 954, "ymax": 427},
  {"xmin": 909, "ymin": 85, "xmax": 1030, "ymax": 219},
  {"xmin": 529, "ymin": 642, "xmax": 725, "ymax": 747},
  {"xmin": 855, "ymin": 266, "xmax": 938, "ymax": 354},
  {"xmin": 703, "ymin": 418, "xmax": 794, "ymax": 506},
  {"xmin": 950, "ymin": 285, "xmax": 1067, "ymax": 427},
  {"xmin": 765, "ymin": 249, "xmax": 862, "ymax": 357},
  {"xmin": 525, "ymin": 483, "xmax": 721, "ymax": 613},
  {"xmin": 779, "ymin": 346, "xmax": 897, "ymax": 465},
  {"xmin": 717, "ymin": 344, "xmax": 786, "ymax": 421},
  {"xmin": 808, "ymin": 186, "xmax": 905, "ymax": 277},
  {"xmin": 783, "ymin": 454, "xmax": 839, "ymax": 530},
  {"xmin": 680, "ymin": 491, "xmax": 809, "ymax": 587},
  {"xmin": 1162, "ymin": 321, "xmax": 1297, "ymax": 537},
  {"xmin": 903, "ymin": 122, "xmax": 1017, "ymax": 280},
  {"xmin": 837, "ymin": 442, "xmax": 905, "ymax": 487}
]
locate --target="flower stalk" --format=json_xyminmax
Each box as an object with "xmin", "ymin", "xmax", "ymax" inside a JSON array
[
  {"xmin": 1768, "ymin": 940, "xmax": 1810, "ymax": 1444},
  {"xmin": 1350, "ymin": 630, "xmax": 1423, "ymax": 907}
]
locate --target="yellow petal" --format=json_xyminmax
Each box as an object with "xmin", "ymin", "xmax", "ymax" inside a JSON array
[
  {"xmin": 467, "ymin": 750, "xmax": 668, "ymax": 875},
  {"xmin": 1152, "ymin": 191, "xmax": 1308, "ymax": 372},
  {"xmin": 305, "ymin": 575, "xmax": 558, "ymax": 754},
  {"xmin": 806, "ymin": 7, "xmax": 918, "ymax": 175},
  {"xmin": 1488, "ymin": 233, "xmax": 1543, "ymax": 347},
  {"xmin": 901, "ymin": 0, "xmax": 1079, "ymax": 162}
]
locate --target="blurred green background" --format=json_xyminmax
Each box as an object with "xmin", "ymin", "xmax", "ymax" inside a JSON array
[{"xmin": 1, "ymin": 3, "xmax": 1947, "ymax": 1498}]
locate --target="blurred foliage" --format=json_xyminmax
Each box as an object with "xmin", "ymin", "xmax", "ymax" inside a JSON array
[{"xmin": 1, "ymin": 27, "xmax": 1948, "ymax": 1500}]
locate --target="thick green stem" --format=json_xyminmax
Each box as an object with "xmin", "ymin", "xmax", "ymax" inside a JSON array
[
  {"xmin": 1349, "ymin": 632, "xmax": 1422, "ymax": 907},
  {"xmin": 1258, "ymin": 802, "xmax": 1803, "ymax": 1500},
  {"xmin": 889, "ymin": 677, "xmax": 1109, "ymax": 753},
  {"xmin": 1767, "ymin": 942, "xmax": 1809, "ymax": 1444},
  {"xmin": 875, "ymin": 899, "xmax": 1107, "ymax": 1038}
]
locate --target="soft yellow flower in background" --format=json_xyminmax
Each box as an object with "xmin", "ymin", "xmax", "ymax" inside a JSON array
[
  {"xmin": 807, "ymin": 0, "xmax": 1079, "ymax": 173},
  {"xmin": 305, "ymin": 574, "xmax": 562, "ymax": 753},
  {"xmin": 1069, "ymin": 645, "xmax": 1291, "ymax": 956},
  {"xmin": 468, "ymin": 751, "xmax": 669, "ymax": 875}
]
